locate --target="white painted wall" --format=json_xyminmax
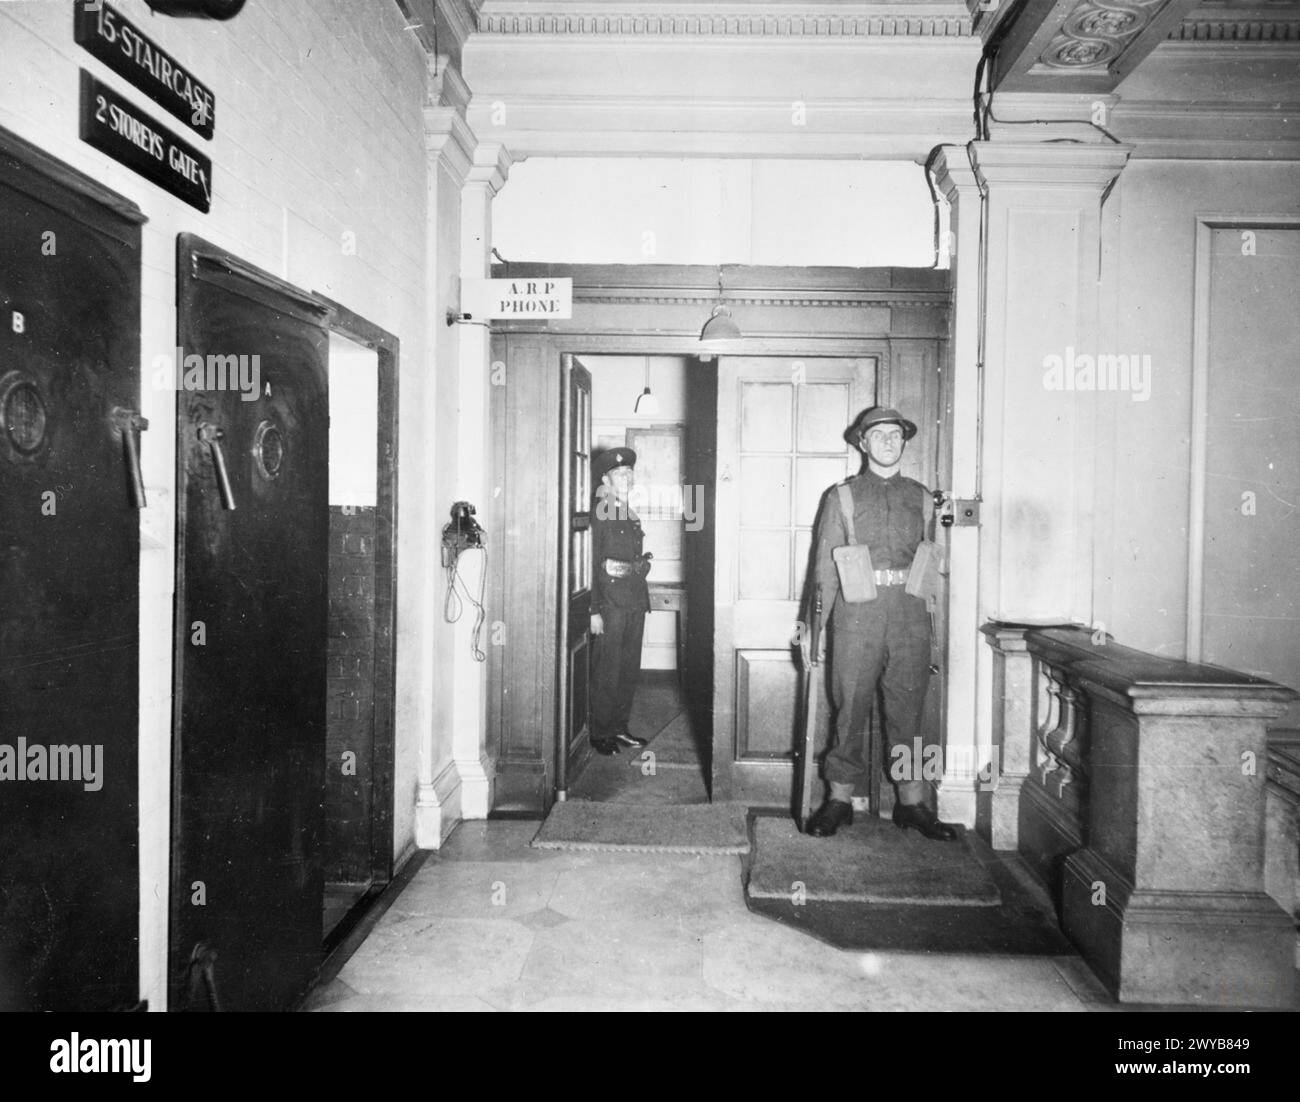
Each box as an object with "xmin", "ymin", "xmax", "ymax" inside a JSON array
[
  {"xmin": 0, "ymin": 0, "xmax": 431, "ymax": 1010},
  {"xmin": 494, "ymin": 158, "xmax": 940, "ymax": 266},
  {"xmin": 1102, "ymin": 160, "xmax": 1300, "ymax": 677}
]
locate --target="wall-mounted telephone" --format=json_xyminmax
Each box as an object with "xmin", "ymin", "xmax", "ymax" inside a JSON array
[
  {"xmin": 442, "ymin": 501, "xmax": 487, "ymax": 661},
  {"xmin": 441, "ymin": 500, "xmax": 485, "ymax": 567}
]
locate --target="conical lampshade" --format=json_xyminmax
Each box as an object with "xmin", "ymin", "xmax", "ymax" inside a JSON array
[{"xmin": 634, "ymin": 386, "xmax": 659, "ymax": 415}]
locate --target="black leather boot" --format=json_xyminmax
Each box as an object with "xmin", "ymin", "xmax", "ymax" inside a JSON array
[
  {"xmin": 892, "ymin": 802, "xmax": 958, "ymax": 841},
  {"xmin": 806, "ymin": 798, "xmax": 854, "ymax": 837}
]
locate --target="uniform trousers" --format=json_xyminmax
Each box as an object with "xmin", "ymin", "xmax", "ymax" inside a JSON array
[
  {"xmin": 591, "ymin": 607, "xmax": 645, "ymax": 740},
  {"xmin": 823, "ymin": 585, "xmax": 931, "ymax": 787}
]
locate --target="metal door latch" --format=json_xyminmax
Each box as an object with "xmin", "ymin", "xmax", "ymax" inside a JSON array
[
  {"xmin": 110, "ymin": 406, "xmax": 150, "ymax": 509},
  {"xmin": 197, "ymin": 421, "xmax": 236, "ymax": 511}
]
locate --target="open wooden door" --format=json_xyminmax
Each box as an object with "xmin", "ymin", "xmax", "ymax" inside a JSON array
[
  {"xmin": 171, "ymin": 235, "xmax": 331, "ymax": 1011},
  {"xmin": 711, "ymin": 355, "xmax": 877, "ymax": 806},
  {"xmin": 556, "ymin": 354, "xmax": 593, "ymax": 798}
]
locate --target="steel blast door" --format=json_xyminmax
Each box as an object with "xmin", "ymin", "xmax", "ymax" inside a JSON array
[
  {"xmin": 171, "ymin": 235, "xmax": 329, "ymax": 1011},
  {"xmin": 0, "ymin": 133, "xmax": 143, "ymax": 1011}
]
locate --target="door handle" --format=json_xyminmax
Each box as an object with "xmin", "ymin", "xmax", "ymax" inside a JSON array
[
  {"xmin": 197, "ymin": 421, "xmax": 236, "ymax": 511},
  {"xmin": 110, "ymin": 406, "xmax": 150, "ymax": 509},
  {"xmin": 186, "ymin": 941, "xmax": 223, "ymax": 1013}
]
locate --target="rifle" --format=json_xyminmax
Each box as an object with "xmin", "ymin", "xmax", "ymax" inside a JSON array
[{"xmin": 797, "ymin": 585, "xmax": 824, "ymax": 832}]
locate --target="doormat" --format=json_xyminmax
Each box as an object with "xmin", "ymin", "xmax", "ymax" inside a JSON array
[
  {"xmin": 531, "ymin": 800, "xmax": 749, "ymax": 854},
  {"xmin": 744, "ymin": 818, "xmax": 1074, "ymax": 954},
  {"xmin": 746, "ymin": 815, "xmax": 1000, "ymax": 905}
]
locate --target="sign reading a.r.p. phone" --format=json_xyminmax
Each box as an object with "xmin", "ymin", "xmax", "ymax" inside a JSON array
[{"xmin": 462, "ymin": 278, "xmax": 573, "ymax": 320}]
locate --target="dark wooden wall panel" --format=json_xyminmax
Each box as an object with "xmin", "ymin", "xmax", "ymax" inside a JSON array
[{"xmin": 490, "ymin": 336, "xmax": 561, "ymax": 812}]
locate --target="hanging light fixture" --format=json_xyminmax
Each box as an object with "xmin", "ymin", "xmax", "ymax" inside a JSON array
[
  {"xmin": 633, "ymin": 359, "xmax": 659, "ymax": 415},
  {"xmin": 699, "ymin": 269, "xmax": 741, "ymax": 346},
  {"xmin": 699, "ymin": 304, "xmax": 741, "ymax": 343}
]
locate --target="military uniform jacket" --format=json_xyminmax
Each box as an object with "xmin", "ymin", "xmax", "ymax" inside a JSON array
[
  {"xmin": 810, "ymin": 468, "xmax": 931, "ymax": 628},
  {"xmin": 591, "ymin": 487, "xmax": 651, "ymax": 615}
]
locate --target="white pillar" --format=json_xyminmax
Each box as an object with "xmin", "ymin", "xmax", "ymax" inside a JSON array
[
  {"xmin": 970, "ymin": 138, "xmax": 1131, "ymax": 631},
  {"xmin": 414, "ymin": 66, "xmax": 503, "ymax": 846},
  {"xmin": 448, "ymin": 141, "xmax": 512, "ymax": 822},
  {"xmin": 933, "ymin": 136, "xmax": 1130, "ymax": 840},
  {"xmin": 931, "ymin": 146, "xmax": 986, "ymax": 827}
]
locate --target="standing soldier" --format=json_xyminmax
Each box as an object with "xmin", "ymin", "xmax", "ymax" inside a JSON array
[
  {"xmin": 589, "ymin": 448, "xmax": 652, "ymax": 756},
  {"xmin": 801, "ymin": 407, "xmax": 958, "ymax": 840}
]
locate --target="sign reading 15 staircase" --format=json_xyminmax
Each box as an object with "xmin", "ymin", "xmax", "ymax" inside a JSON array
[{"xmin": 75, "ymin": 1, "xmax": 216, "ymax": 140}]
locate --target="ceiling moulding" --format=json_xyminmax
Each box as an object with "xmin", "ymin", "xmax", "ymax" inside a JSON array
[
  {"xmin": 431, "ymin": 59, "xmax": 472, "ymax": 111},
  {"xmin": 1109, "ymin": 100, "xmax": 1300, "ymax": 159},
  {"xmin": 1168, "ymin": 3, "xmax": 1300, "ymax": 40},
  {"xmin": 473, "ymin": 2, "xmax": 975, "ymax": 37},
  {"xmin": 456, "ymin": 121, "xmax": 978, "ymax": 160},
  {"xmin": 574, "ymin": 291, "xmax": 951, "ymax": 307}
]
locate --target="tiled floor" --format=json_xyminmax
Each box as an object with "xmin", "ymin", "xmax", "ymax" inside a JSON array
[
  {"xmin": 302, "ymin": 819, "xmax": 1117, "ymax": 1012},
  {"xmin": 305, "ymin": 676, "xmax": 1122, "ymax": 1012},
  {"xmin": 303, "ymin": 680, "xmax": 1295, "ymax": 1013}
]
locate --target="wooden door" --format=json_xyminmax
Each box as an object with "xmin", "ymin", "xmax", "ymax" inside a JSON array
[
  {"xmin": 712, "ymin": 355, "xmax": 877, "ymax": 805},
  {"xmin": 556, "ymin": 354, "xmax": 593, "ymax": 795},
  {"xmin": 171, "ymin": 235, "xmax": 330, "ymax": 1011},
  {"xmin": 0, "ymin": 131, "xmax": 143, "ymax": 1011}
]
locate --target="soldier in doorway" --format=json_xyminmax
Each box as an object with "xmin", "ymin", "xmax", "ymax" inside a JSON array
[
  {"xmin": 589, "ymin": 448, "xmax": 653, "ymax": 756},
  {"xmin": 801, "ymin": 407, "xmax": 958, "ymax": 840}
]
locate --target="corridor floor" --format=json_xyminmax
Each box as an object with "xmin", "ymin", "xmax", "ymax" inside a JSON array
[
  {"xmin": 302, "ymin": 819, "xmax": 1118, "ymax": 1012},
  {"xmin": 567, "ymin": 671, "xmax": 711, "ymax": 805}
]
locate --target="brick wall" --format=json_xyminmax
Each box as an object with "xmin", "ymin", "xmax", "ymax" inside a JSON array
[{"xmin": 326, "ymin": 506, "xmax": 377, "ymax": 884}]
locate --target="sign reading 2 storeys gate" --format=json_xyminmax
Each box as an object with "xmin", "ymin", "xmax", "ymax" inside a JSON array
[{"xmin": 79, "ymin": 71, "xmax": 212, "ymax": 213}]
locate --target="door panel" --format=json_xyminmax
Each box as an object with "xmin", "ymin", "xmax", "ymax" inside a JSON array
[
  {"xmin": 171, "ymin": 236, "xmax": 330, "ymax": 1011},
  {"xmin": 0, "ymin": 135, "xmax": 143, "ymax": 1011},
  {"xmin": 713, "ymin": 356, "xmax": 877, "ymax": 805},
  {"xmin": 557, "ymin": 354, "xmax": 593, "ymax": 794}
]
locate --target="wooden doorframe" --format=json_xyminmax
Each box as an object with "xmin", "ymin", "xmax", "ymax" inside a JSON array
[
  {"xmin": 555, "ymin": 352, "xmax": 591, "ymax": 798},
  {"xmin": 313, "ymin": 294, "xmax": 400, "ymax": 890},
  {"xmin": 488, "ymin": 265, "xmax": 951, "ymax": 816}
]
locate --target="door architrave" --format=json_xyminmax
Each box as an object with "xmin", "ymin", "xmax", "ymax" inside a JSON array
[{"xmin": 488, "ymin": 265, "xmax": 950, "ymax": 816}]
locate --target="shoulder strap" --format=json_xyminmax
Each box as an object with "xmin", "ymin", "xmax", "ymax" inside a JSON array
[
  {"xmin": 836, "ymin": 483, "xmax": 856, "ymax": 545},
  {"xmin": 922, "ymin": 485, "xmax": 934, "ymax": 534}
]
